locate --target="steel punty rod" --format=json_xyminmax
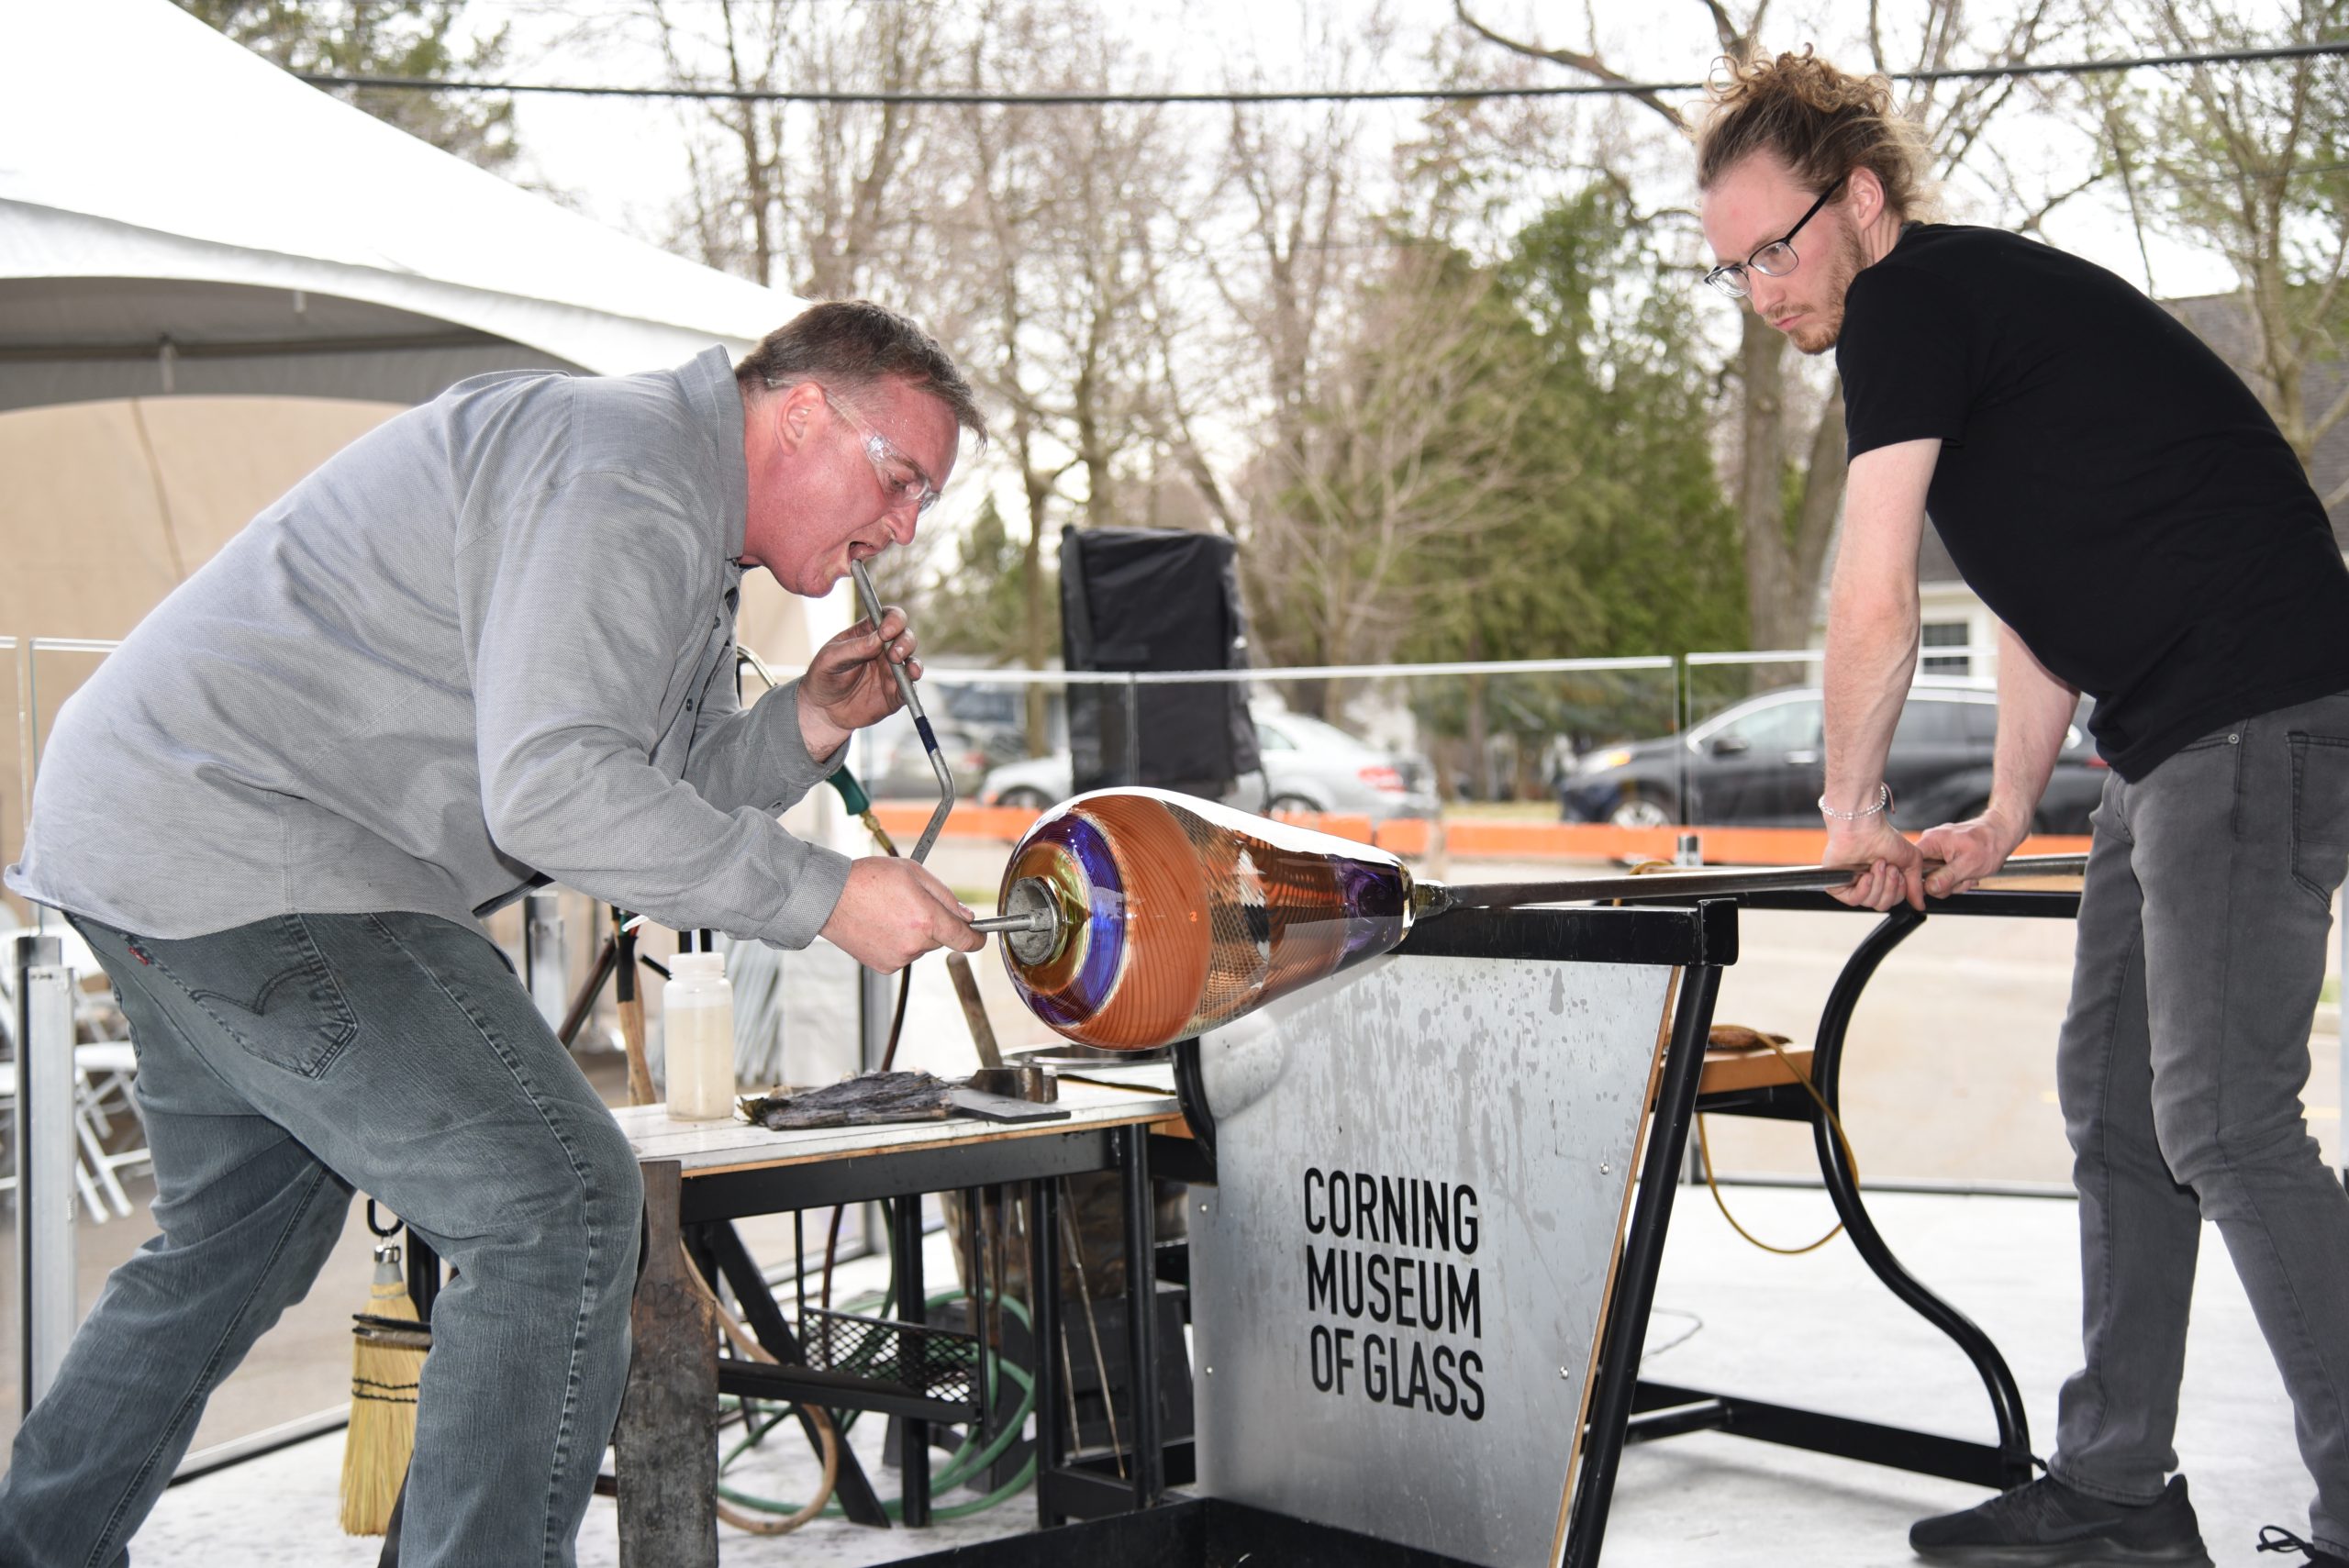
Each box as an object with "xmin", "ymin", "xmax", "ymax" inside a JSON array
[
  {"xmin": 1431, "ymin": 851, "xmax": 2088, "ymax": 911},
  {"xmin": 970, "ymin": 909, "xmax": 1058, "ymax": 935},
  {"xmin": 849, "ymin": 558, "xmax": 954, "ymax": 864},
  {"xmin": 963, "ymin": 852, "xmax": 2089, "ymax": 940}
]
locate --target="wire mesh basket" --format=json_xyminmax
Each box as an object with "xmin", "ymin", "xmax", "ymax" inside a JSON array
[{"xmin": 797, "ymin": 1307, "xmax": 982, "ymax": 1410}]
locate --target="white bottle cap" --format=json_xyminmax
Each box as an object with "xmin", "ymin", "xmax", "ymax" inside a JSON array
[{"xmin": 672, "ymin": 951, "xmax": 727, "ymax": 979}]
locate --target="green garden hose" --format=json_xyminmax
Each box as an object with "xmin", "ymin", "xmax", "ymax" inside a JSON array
[{"xmin": 717, "ymin": 1286, "xmax": 1040, "ymax": 1522}]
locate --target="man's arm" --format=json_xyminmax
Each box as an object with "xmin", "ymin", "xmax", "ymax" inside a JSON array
[
  {"xmin": 1820, "ymin": 438, "xmax": 1940, "ymax": 910},
  {"xmin": 678, "ymin": 675, "xmax": 839, "ymax": 818},
  {"xmin": 680, "ymin": 605, "xmax": 917, "ymax": 817},
  {"xmin": 1916, "ymin": 624, "xmax": 2077, "ymax": 896},
  {"xmin": 671, "ymin": 611, "xmax": 982, "ymax": 972},
  {"xmin": 462, "ymin": 469, "xmax": 975, "ymax": 967}
]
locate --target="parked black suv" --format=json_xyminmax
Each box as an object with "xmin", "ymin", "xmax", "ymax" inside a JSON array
[{"xmin": 1558, "ymin": 685, "xmax": 2106, "ymax": 833}]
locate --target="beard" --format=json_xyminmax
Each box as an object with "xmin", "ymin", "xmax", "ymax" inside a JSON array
[{"xmin": 1785, "ymin": 227, "xmax": 1872, "ymax": 355}]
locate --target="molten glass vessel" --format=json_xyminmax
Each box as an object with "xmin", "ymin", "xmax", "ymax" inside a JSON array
[{"xmin": 996, "ymin": 788, "xmax": 1418, "ymax": 1051}]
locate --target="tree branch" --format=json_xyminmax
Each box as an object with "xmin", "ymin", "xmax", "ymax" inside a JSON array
[{"xmin": 1450, "ymin": 0, "xmax": 1688, "ymax": 133}]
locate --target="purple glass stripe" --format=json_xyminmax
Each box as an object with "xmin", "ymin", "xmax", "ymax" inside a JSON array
[
  {"xmin": 1024, "ymin": 813, "xmax": 1126, "ymax": 1027},
  {"xmin": 1331, "ymin": 855, "xmax": 1408, "ymax": 965}
]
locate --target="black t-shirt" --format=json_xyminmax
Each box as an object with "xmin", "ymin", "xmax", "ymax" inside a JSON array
[{"xmin": 1838, "ymin": 223, "xmax": 2349, "ymax": 779}]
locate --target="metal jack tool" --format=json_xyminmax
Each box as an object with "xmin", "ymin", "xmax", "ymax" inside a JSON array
[{"xmin": 849, "ymin": 557, "xmax": 952, "ymax": 864}]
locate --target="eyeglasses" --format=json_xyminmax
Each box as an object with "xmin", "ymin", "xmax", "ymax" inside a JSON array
[
  {"xmin": 1703, "ymin": 174, "xmax": 1847, "ymax": 300},
  {"xmin": 820, "ymin": 387, "xmax": 942, "ymax": 516}
]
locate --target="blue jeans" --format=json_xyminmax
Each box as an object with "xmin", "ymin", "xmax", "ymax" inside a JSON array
[
  {"xmin": 0, "ymin": 911, "xmax": 643, "ymax": 1568},
  {"xmin": 2051, "ymin": 692, "xmax": 2349, "ymax": 1553}
]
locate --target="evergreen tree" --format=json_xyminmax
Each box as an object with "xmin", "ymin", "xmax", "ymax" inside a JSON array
[
  {"xmin": 1389, "ymin": 186, "xmax": 1747, "ymax": 791},
  {"xmin": 918, "ymin": 495, "xmax": 1057, "ymax": 666},
  {"xmin": 174, "ymin": 1, "xmax": 518, "ymax": 171}
]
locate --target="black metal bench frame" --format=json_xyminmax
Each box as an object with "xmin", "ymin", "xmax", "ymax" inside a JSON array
[{"xmin": 1577, "ymin": 885, "xmax": 2083, "ymax": 1564}]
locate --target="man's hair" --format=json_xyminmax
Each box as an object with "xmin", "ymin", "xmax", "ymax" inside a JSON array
[
  {"xmin": 1697, "ymin": 48, "xmax": 1935, "ymax": 221},
  {"xmin": 735, "ymin": 299, "xmax": 989, "ymax": 445}
]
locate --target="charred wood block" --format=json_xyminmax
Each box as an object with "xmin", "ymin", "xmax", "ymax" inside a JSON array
[
  {"xmin": 617, "ymin": 1160, "xmax": 718, "ymax": 1568},
  {"xmin": 741, "ymin": 1070, "xmax": 954, "ymax": 1130}
]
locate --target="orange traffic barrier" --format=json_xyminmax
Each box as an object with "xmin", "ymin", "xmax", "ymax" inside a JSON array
[
  {"xmin": 868, "ymin": 801, "xmax": 1041, "ymax": 843},
  {"xmin": 1371, "ymin": 817, "xmax": 1433, "ymax": 856},
  {"xmin": 1273, "ymin": 810, "xmax": 1374, "ymax": 843}
]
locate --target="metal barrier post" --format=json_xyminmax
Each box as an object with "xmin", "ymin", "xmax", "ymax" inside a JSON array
[
  {"xmin": 1121, "ymin": 676, "xmax": 1141, "ymax": 786},
  {"xmin": 6, "ymin": 638, "xmax": 25, "ymax": 876},
  {"xmin": 859, "ymin": 962, "xmax": 894, "ymax": 1257},
  {"xmin": 13, "ymin": 932, "xmax": 74, "ymax": 1415},
  {"xmin": 523, "ymin": 888, "xmax": 567, "ymax": 1029}
]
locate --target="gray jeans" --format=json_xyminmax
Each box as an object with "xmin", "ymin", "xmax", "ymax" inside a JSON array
[
  {"xmin": 0, "ymin": 911, "xmax": 643, "ymax": 1568},
  {"xmin": 2050, "ymin": 690, "xmax": 2349, "ymax": 1553}
]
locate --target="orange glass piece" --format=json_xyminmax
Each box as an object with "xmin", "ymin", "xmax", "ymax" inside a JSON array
[{"xmin": 996, "ymin": 788, "xmax": 1418, "ymax": 1051}]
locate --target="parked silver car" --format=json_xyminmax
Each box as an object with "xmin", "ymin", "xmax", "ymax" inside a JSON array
[
  {"xmin": 978, "ymin": 706, "xmax": 1438, "ymax": 824},
  {"xmin": 856, "ymin": 707, "xmax": 1024, "ymax": 799}
]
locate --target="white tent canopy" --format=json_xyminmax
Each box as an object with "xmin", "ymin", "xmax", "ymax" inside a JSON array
[
  {"xmin": 0, "ymin": 0, "xmax": 836, "ymax": 769},
  {"xmin": 0, "ymin": 0, "xmax": 808, "ymax": 409}
]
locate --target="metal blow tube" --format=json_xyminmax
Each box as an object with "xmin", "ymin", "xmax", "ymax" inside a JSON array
[
  {"xmin": 1421, "ymin": 852, "xmax": 2091, "ymax": 914},
  {"xmin": 849, "ymin": 558, "xmax": 953, "ymax": 865}
]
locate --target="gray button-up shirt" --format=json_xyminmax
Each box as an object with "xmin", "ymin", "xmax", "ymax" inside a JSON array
[{"xmin": 6, "ymin": 348, "xmax": 854, "ymax": 945}]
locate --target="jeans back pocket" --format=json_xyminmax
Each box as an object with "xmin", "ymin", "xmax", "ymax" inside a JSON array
[
  {"xmin": 2288, "ymin": 733, "xmax": 2349, "ymax": 902},
  {"xmin": 137, "ymin": 915, "xmax": 361, "ymax": 1079}
]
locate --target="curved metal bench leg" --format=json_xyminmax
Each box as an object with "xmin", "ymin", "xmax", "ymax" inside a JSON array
[{"xmin": 1810, "ymin": 906, "xmax": 2035, "ymax": 1487}]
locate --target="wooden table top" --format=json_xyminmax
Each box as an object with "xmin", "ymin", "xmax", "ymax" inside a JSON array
[{"xmin": 613, "ymin": 1078, "xmax": 1186, "ymax": 1178}]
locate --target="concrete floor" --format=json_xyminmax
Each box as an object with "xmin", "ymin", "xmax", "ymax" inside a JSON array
[{"xmin": 124, "ymin": 1185, "xmax": 2310, "ymax": 1567}]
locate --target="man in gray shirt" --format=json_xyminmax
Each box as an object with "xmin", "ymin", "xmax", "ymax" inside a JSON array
[{"xmin": 0, "ymin": 300, "xmax": 987, "ymax": 1567}]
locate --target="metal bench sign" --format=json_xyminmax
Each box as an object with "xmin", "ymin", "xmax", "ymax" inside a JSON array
[{"xmin": 1191, "ymin": 951, "xmax": 1673, "ymax": 1568}]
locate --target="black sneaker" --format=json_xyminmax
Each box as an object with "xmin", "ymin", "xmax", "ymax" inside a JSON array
[
  {"xmin": 2258, "ymin": 1524, "xmax": 2349, "ymax": 1566},
  {"xmin": 1909, "ymin": 1474, "xmax": 2212, "ymax": 1565}
]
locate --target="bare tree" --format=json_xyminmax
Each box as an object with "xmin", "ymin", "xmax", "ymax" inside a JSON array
[
  {"xmin": 1239, "ymin": 244, "xmax": 1546, "ymax": 683},
  {"xmin": 936, "ymin": 0, "xmax": 1196, "ymax": 742},
  {"xmin": 177, "ymin": 0, "xmax": 520, "ymax": 170},
  {"xmin": 2090, "ymin": 0, "xmax": 2349, "ymax": 498},
  {"xmin": 952, "ymin": 66, "xmax": 1060, "ymax": 740},
  {"xmin": 1152, "ymin": 15, "xmax": 1404, "ymax": 543},
  {"xmin": 645, "ymin": 0, "xmax": 952, "ymax": 296},
  {"xmin": 1453, "ymin": 0, "xmax": 2081, "ymax": 651}
]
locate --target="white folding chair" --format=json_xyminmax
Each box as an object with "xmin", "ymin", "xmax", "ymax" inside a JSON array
[
  {"xmin": 0, "ymin": 1058, "xmax": 115, "ymax": 1220},
  {"xmin": 2, "ymin": 926, "xmax": 150, "ymax": 1221},
  {"xmin": 72, "ymin": 1043, "xmax": 146, "ymax": 1218}
]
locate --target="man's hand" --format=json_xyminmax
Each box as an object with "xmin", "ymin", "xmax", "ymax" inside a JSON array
[
  {"xmin": 1916, "ymin": 804, "xmax": 2030, "ymax": 900},
  {"xmin": 1823, "ymin": 814, "xmax": 1927, "ymax": 911},
  {"xmin": 799, "ymin": 607, "xmax": 919, "ymax": 759},
  {"xmin": 818, "ymin": 856, "xmax": 985, "ymax": 973}
]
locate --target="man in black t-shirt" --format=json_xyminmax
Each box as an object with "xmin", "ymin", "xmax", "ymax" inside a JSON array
[{"xmin": 1696, "ymin": 49, "xmax": 2349, "ymax": 1568}]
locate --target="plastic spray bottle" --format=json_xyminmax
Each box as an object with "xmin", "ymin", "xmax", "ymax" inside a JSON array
[{"xmin": 664, "ymin": 950, "xmax": 737, "ymax": 1120}]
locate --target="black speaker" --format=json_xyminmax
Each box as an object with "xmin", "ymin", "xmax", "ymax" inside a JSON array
[{"xmin": 1059, "ymin": 526, "xmax": 1259, "ymax": 796}]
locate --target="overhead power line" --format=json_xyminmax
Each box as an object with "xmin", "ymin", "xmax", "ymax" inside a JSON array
[{"xmin": 295, "ymin": 39, "xmax": 2349, "ymax": 107}]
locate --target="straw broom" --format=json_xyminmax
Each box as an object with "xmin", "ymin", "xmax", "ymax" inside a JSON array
[{"xmin": 340, "ymin": 1241, "xmax": 429, "ymax": 1535}]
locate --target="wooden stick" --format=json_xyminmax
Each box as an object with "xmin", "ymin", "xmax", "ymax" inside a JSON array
[
  {"xmin": 947, "ymin": 952, "xmax": 1003, "ymax": 1069},
  {"xmin": 615, "ymin": 1161, "xmax": 717, "ymax": 1567},
  {"xmin": 615, "ymin": 912, "xmax": 655, "ymax": 1107}
]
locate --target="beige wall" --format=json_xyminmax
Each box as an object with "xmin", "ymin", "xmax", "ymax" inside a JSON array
[
  {"xmin": 4, "ymin": 396, "xmax": 404, "ymax": 920},
  {"xmin": 2, "ymin": 395, "xmax": 818, "ymax": 923},
  {"xmin": 1, "ymin": 395, "xmax": 406, "ymax": 646},
  {"xmin": 0, "ymin": 393, "xmax": 819, "ymax": 658}
]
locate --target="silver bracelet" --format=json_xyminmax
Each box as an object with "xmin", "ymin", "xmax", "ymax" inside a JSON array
[{"xmin": 1818, "ymin": 783, "xmax": 1892, "ymax": 821}]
